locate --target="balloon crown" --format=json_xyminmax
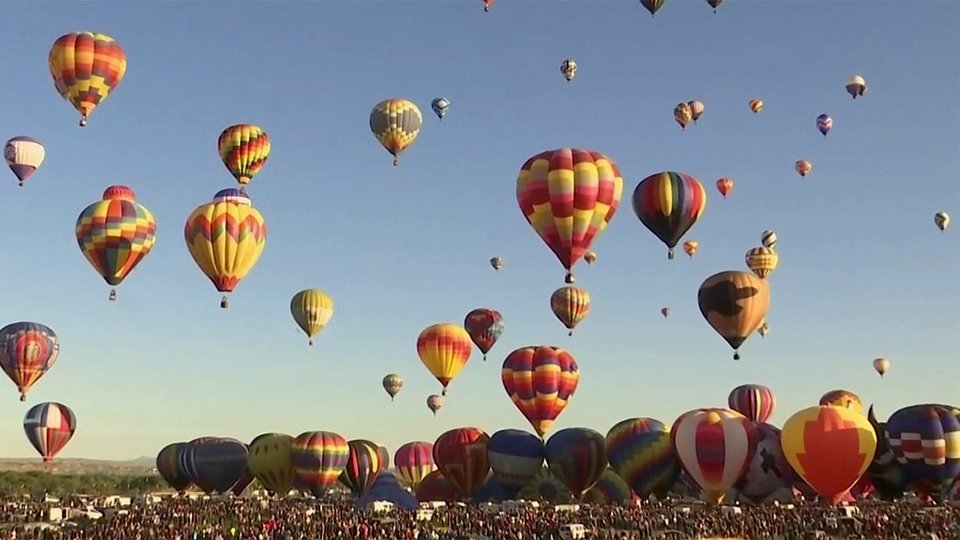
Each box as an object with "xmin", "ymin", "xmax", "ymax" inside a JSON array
[
  {"xmin": 102, "ymin": 185, "xmax": 135, "ymax": 201},
  {"xmin": 213, "ymin": 188, "xmax": 251, "ymax": 206}
]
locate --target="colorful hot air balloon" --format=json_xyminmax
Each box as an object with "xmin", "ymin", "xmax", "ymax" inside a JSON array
[
  {"xmin": 416, "ymin": 323, "xmax": 472, "ymax": 395},
  {"xmin": 370, "ymin": 98, "xmax": 422, "ymax": 166},
  {"xmin": 156, "ymin": 442, "xmax": 191, "ymax": 492},
  {"xmin": 550, "ymin": 286, "xmax": 591, "ymax": 336},
  {"xmin": 583, "ymin": 469, "xmax": 634, "ymax": 505},
  {"xmin": 706, "ymin": 0, "xmax": 723, "ymax": 12},
  {"xmin": 434, "ymin": 427, "xmax": 490, "ymax": 499},
  {"xmin": 757, "ymin": 321, "xmax": 770, "ymax": 338},
  {"xmin": 430, "ymin": 97, "xmax": 450, "ymax": 120},
  {"xmin": 488, "ymin": 429, "xmax": 546, "ymax": 498},
  {"xmin": 760, "ymin": 230, "xmax": 777, "ymax": 250},
  {"xmin": 339, "ymin": 439, "xmax": 383, "ymax": 496},
  {"xmin": 745, "ymin": 246, "xmax": 779, "ymax": 279},
  {"xmin": 735, "ymin": 423, "xmax": 795, "ymax": 502},
  {"xmin": 845, "ymin": 75, "xmax": 867, "ymax": 99},
  {"xmin": 184, "ymin": 188, "xmax": 267, "ymax": 308},
  {"xmin": 0, "ymin": 322, "xmax": 60, "ymax": 401},
  {"xmin": 217, "ymin": 124, "xmax": 271, "ymax": 187},
  {"xmin": 290, "ymin": 289, "xmax": 334, "ymax": 345},
  {"xmin": 781, "ymin": 405, "xmax": 877, "ymax": 504},
  {"xmin": 560, "ymin": 59, "xmax": 577, "ymax": 82},
  {"xmin": 728, "ymin": 384, "xmax": 776, "ymax": 424},
  {"xmin": 674, "ymin": 103, "xmax": 692, "ymax": 130},
  {"xmin": 697, "ymin": 271, "xmax": 770, "ymax": 360},
  {"xmin": 415, "ymin": 470, "xmax": 459, "ymax": 502},
  {"xmin": 463, "ymin": 308, "xmax": 504, "ymax": 361},
  {"xmin": 795, "ymin": 160, "xmax": 812, "ymax": 177},
  {"xmin": 935, "ymin": 211, "xmax": 950, "ymax": 231},
  {"xmin": 584, "ymin": 251, "xmax": 597, "ymax": 265},
  {"xmin": 48, "ymin": 32, "xmax": 126, "ymax": 127},
  {"xmin": 748, "ymin": 99, "xmax": 763, "ymax": 114},
  {"xmin": 816, "ymin": 114, "xmax": 833, "ymax": 136},
  {"xmin": 545, "ymin": 427, "xmax": 607, "ymax": 499},
  {"xmin": 688, "ymin": 100, "xmax": 705, "ymax": 122},
  {"xmin": 605, "ymin": 418, "xmax": 681, "ymax": 499},
  {"xmin": 248, "ymin": 433, "xmax": 296, "ymax": 495},
  {"xmin": 382, "ymin": 373, "xmax": 403, "ymax": 401},
  {"xmin": 490, "ymin": 256, "xmax": 504, "ymax": 270},
  {"xmin": 394, "ymin": 442, "xmax": 435, "ymax": 488},
  {"xmin": 715, "ymin": 178, "xmax": 733, "ymax": 199},
  {"xmin": 517, "ymin": 148, "xmax": 623, "ymax": 283},
  {"xmin": 481, "ymin": 0, "xmax": 495, "ymax": 11},
  {"xmin": 671, "ymin": 408, "xmax": 758, "ymax": 503},
  {"xmin": 427, "ymin": 394, "xmax": 444, "ymax": 416},
  {"xmin": 191, "ymin": 438, "xmax": 249, "ymax": 494},
  {"xmin": 640, "ymin": 0, "xmax": 666, "ymax": 17},
  {"xmin": 501, "ymin": 345, "xmax": 580, "ymax": 439},
  {"xmin": 872, "ymin": 358, "xmax": 889, "ymax": 378},
  {"xmin": 76, "ymin": 185, "xmax": 157, "ymax": 301},
  {"xmin": 661, "ymin": 307, "xmax": 670, "ymax": 318},
  {"xmin": 683, "ymin": 240, "xmax": 699, "ymax": 258},
  {"xmin": 23, "ymin": 402, "xmax": 76, "ymax": 464},
  {"xmin": 886, "ymin": 404, "xmax": 960, "ymax": 501},
  {"xmin": 632, "ymin": 171, "xmax": 707, "ymax": 260},
  {"xmin": 4, "ymin": 137, "xmax": 45, "ymax": 186},
  {"xmin": 291, "ymin": 431, "xmax": 350, "ymax": 496},
  {"xmin": 819, "ymin": 390, "xmax": 864, "ymax": 416}
]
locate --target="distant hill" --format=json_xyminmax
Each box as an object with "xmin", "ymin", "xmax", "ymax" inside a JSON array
[{"xmin": 0, "ymin": 457, "xmax": 157, "ymax": 476}]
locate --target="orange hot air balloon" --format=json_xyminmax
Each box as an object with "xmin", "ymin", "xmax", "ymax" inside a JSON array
[
  {"xmin": 781, "ymin": 405, "xmax": 877, "ymax": 504},
  {"xmin": 795, "ymin": 160, "xmax": 812, "ymax": 177},
  {"xmin": 550, "ymin": 286, "xmax": 591, "ymax": 336},
  {"xmin": 416, "ymin": 324, "xmax": 472, "ymax": 396},
  {"xmin": 819, "ymin": 390, "xmax": 863, "ymax": 416},
  {"xmin": 715, "ymin": 178, "xmax": 733, "ymax": 199},
  {"xmin": 683, "ymin": 240, "xmax": 698, "ymax": 258},
  {"xmin": 697, "ymin": 271, "xmax": 770, "ymax": 360},
  {"xmin": 501, "ymin": 345, "xmax": 580, "ymax": 438}
]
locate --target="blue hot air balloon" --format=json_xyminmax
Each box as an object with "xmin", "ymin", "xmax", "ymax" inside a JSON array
[
  {"xmin": 886, "ymin": 404, "xmax": 960, "ymax": 502},
  {"xmin": 488, "ymin": 429, "xmax": 545, "ymax": 498}
]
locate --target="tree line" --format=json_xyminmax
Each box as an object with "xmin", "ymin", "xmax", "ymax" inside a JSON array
[{"xmin": 0, "ymin": 471, "xmax": 168, "ymax": 497}]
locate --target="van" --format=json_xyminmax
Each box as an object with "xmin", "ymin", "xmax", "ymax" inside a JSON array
[{"xmin": 559, "ymin": 523, "xmax": 586, "ymax": 539}]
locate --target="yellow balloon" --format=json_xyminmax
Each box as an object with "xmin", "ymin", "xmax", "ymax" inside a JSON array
[
  {"xmin": 248, "ymin": 434, "xmax": 296, "ymax": 496},
  {"xmin": 290, "ymin": 289, "xmax": 334, "ymax": 345},
  {"xmin": 416, "ymin": 323, "xmax": 472, "ymax": 395}
]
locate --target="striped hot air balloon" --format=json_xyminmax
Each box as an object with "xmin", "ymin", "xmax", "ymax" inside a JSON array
[
  {"xmin": 416, "ymin": 323, "xmax": 472, "ymax": 395},
  {"xmin": 583, "ymin": 469, "xmax": 634, "ymax": 504},
  {"xmin": 339, "ymin": 439, "xmax": 383, "ymax": 496},
  {"xmin": 816, "ymin": 114, "xmax": 833, "ymax": 136},
  {"xmin": 545, "ymin": 427, "xmax": 607, "ymax": 500},
  {"xmin": 501, "ymin": 345, "xmax": 580, "ymax": 438},
  {"xmin": 291, "ymin": 431, "xmax": 350, "ymax": 496},
  {"xmin": 749, "ymin": 99, "xmax": 764, "ymax": 114},
  {"xmin": 0, "ymin": 322, "xmax": 60, "ymax": 401},
  {"xmin": 487, "ymin": 429, "xmax": 545, "ymax": 498},
  {"xmin": 23, "ymin": 402, "xmax": 76, "ymax": 464},
  {"xmin": 632, "ymin": 171, "xmax": 707, "ymax": 259},
  {"xmin": 394, "ymin": 441, "xmax": 435, "ymax": 488},
  {"xmin": 605, "ymin": 417, "xmax": 681, "ymax": 499},
  {"xmin": 728, "ymin": 384, "xmax": 776, "ymax": 424},
  {"xmin": 218, "ymin": 124, "xmax": 271, "ymax": 187},
  {"xmin": 886, "ymin": 404, "xmax": 960, "ymax": 502},
  {"xmin": 433, "ymin": 428, "xmax": 490, "ymax": 499},
  {"xmin": 550, "ymin": 286, "xmax": 591, "ymax": 336},
  {"xmin": 156, "ymin": 442, "xmax": 191, "ymax": 492},
  {"xmin": 48, "ymin": 32, "xmax": 127, "ymax": 126},
  {"xmin": 290, "ymin": 289, "xmax": 334, "ymax": 345},
  {"xmin": 745, "ymin": 246, "xmax": 779, "ymax": 279},
  {"xmin": 369, "ymin": 98, "xmax": 422, "ymax": 166},
  {"xmin": 671, "ymin": 408, "xmax": 758, "ymax": 503}
]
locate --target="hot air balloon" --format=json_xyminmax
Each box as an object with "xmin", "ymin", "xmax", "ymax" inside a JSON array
[
  {"xmin": 156, "ymin": 442, "xmax": 191, "ymax": 492},
  {"xmin": 560, "ymin": 59, "xmax": 577, "ymax": 82},
  {"xmin": 735, "ymin": 423, "xmax": 795, "ymax": 502},
  {"xmin": 430, "ymin": 97, "xmax": 450, "ymax": 120},
  {"xmin": 845, "ymin": 75, "xmax": 867, "ymax": 99},
  {"xmin": 795, "ymin": 160, "xmax": 812, "ymax": 177},
  {"xmin": 184, "ymin": 188, "xmax": 267, "ymax": 308},
  {"xmin": 48, "ymin": 32, "xmax": 126, "ymax": 126},
  {"xmin": 339, "ymin": 439, "xmax": 383, "ymax": 496},
  {"xmin": 488, "ymin": 429, "xmax": 546, "ymax": 498},
  {"xmin": 517, "ymin": 148, "xmax": 623, "ymax": 283},
  {"xmin": 816, "ymin": 114, "xmax": 833, "ymax": 136},
  {"xmin": 369, "ymin": 98, "xmax": 422, "ymax": 166},
  {"xmin": 434, "ymin": 427, "xmax": 490, "ymax": 499},
  {"xmin": 745, "ymin": 246, "xmax": 779, "ymax": 279},
  {"xmin": 728, "ymin": 384, "xmax": 776, "ymax": 424},
  {"xmin": 757, "ymin": 321, "xmax": 770, "ymax": 338},
  {"xmin": 935, "ymin": 211, "xmax": 950, "ymax": 231},
  {"xmin": 886, "ymin": 404, "xmax": 960, "ymax": 501},
  {"xmin": 584, "ymin": 251, "xmax": 597, "ymax": 265},
  {"xmin": 76, "ymin": 186, "xmax": 157, "ymax": 302},
  {"xmin": 640, "ymin": 0, "xmax": 666, "ymax": 17},
  {"xmin": 416, "ymin": 323, "xmax": 472, "ymax": 395},
  {"xmin": 545, "ymin": 427, "xmax": 608, "ymax": 499},
  {"xmin": 632, "ymin": 171, "xmax": 707, "ymax": 260},
  {"xmin": 482, "ymin": 0, "xmax": 495, "ymax": 11},
  {"xmin": 550, "ymin": 286, "xmax": 591, "ymax": 336},
  {"xmin": 249, "ymin": 433, "xmax": 296, "ymax": 496},
  {"xmin": 519, "ymin": 468, "xmax": 573, "ymax": 503},
  {"xmin": 377, "ymin": 446, "xmax": 390, "ymax": 470},
  {"xmin": 781, "ymin": 405, "xmax": 877, "ymax": 504},
  {"xmin": 715, "ymin": 177, "xmax": 733, "ymax": 199},
  {"xmin": 23, "ymin": 402, "xmax": 76, "ymax": 464},
  {"xmin": 464, "ymin": 308, "xmax": 504, "ymax": 361},
  {"xmin": 819, "ymin": 390, "xmax": 863, "ymax": 416},
  {"xmin": 583, "ymin": 469, "xmax": 634, "ymax": 505},
  {"xmin": 502, "ymin": 345, "xmax": 580, "ymax": 439},
  {"xmin": 697, "ymin": 271, "xmax": 770, "ymax": 360},
  {"xmin": 872, "ymin": 358, "xmax": 889, "ymax": 378},
  {"xmin": 749, "ymin": 99, "xmax": 763, "ymax": 114},
  {"xmin": 427, "ymin": 394, "xmax": 444, "ymax": 416},
  {"xmin": 688, "ymin": 100, "xmax": 705, "ymax": 123},
  {"xmin": 291, "ymin": 431, "xmax": 350, "ymax": 496},
  {"xmin": 0, "ymin": 322, "xmax": 60, "ymax": 401},
  {"xmin": 706, "ymin": 0, "xmax": 723, "ymax": 12},
  {"xmin": 605, "ymin": 418, "xmax": 681, "ymax": 499},
  {"xmin": 661, "ymin": 307, "xmax": 670, "ymax": 318},
  {"xmin": 290, "ymin": 289, "xmax": 334, "ymax": 345},
  {"xmin": 382, "ymin": 374, "xmax": 403, "ymax": 401},
  {"xmin": 4, "ymin": 137, "xmax": 45, "ymax": 186},
  {"xmin": 191, "ymin": 438, "xmax": 249, "ymax": 494},
  {"xmin": 218, "ymin": 124, "xmax": 270, "ymax": 187},
  {"xmin": 394, "ymin": 442, "xmax": 435, "ymax": 488},
  {"xmin": 760, "ymin": 230, "xmax": 777, "ymax": 250},
  {"xmin": 866, "ymin": 406, "xmax": 910, "ymax": 500},
  {"xmin": 674, "ymin": 103, "xmax": 692, "ymax": 130},
  {"xmin": 671, "ymin": 408, "xmax": 758, "ymax": 503},
  {"xmin": 177, "ymin": 437, "xmax": 216, "ymax": 491},
  {"xmin": 415, "ymin": 470, "xmax": 459, "ymax": 502},
  {"xmin": 683, "ymin": 240, "xmax": 699, "ymax": 258},
  {"xmin": 490, "ymin": 256, "xmax": 504, "ymax": 270}
]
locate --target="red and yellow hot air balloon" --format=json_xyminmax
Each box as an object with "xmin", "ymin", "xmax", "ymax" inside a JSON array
[
  {"xmin": 76, "ymin": 185, "xmax": 157, "ymax": 301},
  {"xmin": 683, "ymin": 240, "xmax": 699, "ymax": 258},
  {"xmin": 48, "ymin": 32, "xmax": 127, "ymax": 127},
  {"xmin": 0, "ymin": 322, "xmax": 60, "ymax": 402},
  {"xmin": 728, "ymin": 384, "xmax": 776, "ymax": 424},
  {"xmin": 781, "ymin": 405, "xmax": 877, "ymax": 504},
  {"xmin": 416, "ymin": 323, "xmax": 472, "ymax": 395},
  {"xmin": 218, "ymin": 124, "xmax": 271, "ymax": 187},
  {"xmin": 339, "ymin": 439, "xmax": 383, "ymax": 496},
  {"xmin": 550, "ymin": 286, "xmax": 591, "ymax": 336},
  {"xmin": 184, "ymin": 188, "xmax": 267, "ymax": 308},
  {"xmin": 715, "ymin": 178, "xmax": 733, "ymax": 199},
  {"xmin": 517, "ymin": 149, "xmax": 624, "ymax": 283},
  {"xmin": 394, "ymin": 442, "xmax": 435, "ymax": 488},
  {"xmin": 671, "ymin": 408, "xmax": 758, "ymax": 503},
  {"xmin": 291, "ymin": 431, "xmax": 350, "ymax": 496},
  {"xmin": 749, "ymin": 99, "xmax": 764, "ymax": 114},
  {"xmin": 433, "ymin": 427, "xmax": 490, "ymax": 499},
  {"xmin": 819, "ymin": 390, "xmax": 863, "ymax": 416},
  {"xmin": 501, "ymin": 345, "xmax": 580, "ymax": 439},
  {"xmin": 632, "ymin": 172, "xmax": 708, "ymax": 259},
  {"xmin": 795, "ymin": 160, "xmax": 812, "ymax": 177}
]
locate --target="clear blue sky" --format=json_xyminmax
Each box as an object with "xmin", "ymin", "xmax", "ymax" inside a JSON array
[{"xmin": 0, "ymin": 1, "xmax": 957, "ymax": 461}]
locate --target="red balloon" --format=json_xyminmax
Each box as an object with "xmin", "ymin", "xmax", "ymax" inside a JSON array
[
  {"xmin": 433, "ymin": 427, "xmax": 490, "ymax": 499},
  {"xmin": 463, "ymin": 308, "xmax": 504, "ymax": 361}
]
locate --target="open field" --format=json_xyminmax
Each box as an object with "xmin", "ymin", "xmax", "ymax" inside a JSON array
[{"xmin": 0, "ymin": 457, "xmax": 156, "ymax": 475}]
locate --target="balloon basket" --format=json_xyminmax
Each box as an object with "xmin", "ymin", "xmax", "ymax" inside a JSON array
[
  {"xmin": 220, "ymin": 296, "xmax": 229, "ymax": 309},
  {"xmin": 109, "ymin": 289, "xmax": 117, "ymax": 301}
]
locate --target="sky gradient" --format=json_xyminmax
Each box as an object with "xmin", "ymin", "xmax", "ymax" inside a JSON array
[{"xmin": 0, "ymin": 1, "xmax": 957, "ymax": 461}]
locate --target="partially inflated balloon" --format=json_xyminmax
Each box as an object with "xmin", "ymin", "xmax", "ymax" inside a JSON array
[
  {"xmin": 728, "ymin": 384, "xmax": 776, "ymax": 424},
  {"xmin": 290, "ymin": 289, "xmax": 334, "ymax": 345},
  {"xmin": 819, "ymin": 390, "xmax": 863, "ymax": 416},
  {"xmin": 23, "ymin": 402, "xmax": 76, "ymax": 464},
  {"xmin": 464, "ymin": 308, "xmax": 504, "ymax": 360},
  {"xmin": 434, "ymin": 428, "xmax": 490, "ymax": 499},
  {"xmin": 697, "ymin": 271, "xmax": 770, "ymax": 360},
  {"xmin": 501, "ymin": 345, "xmax": 579, "ymax": 438},
  {"xmin": 0, "ymin": 322, "xmax": 60, "ymax": 401},
  {"xmin": 632, "ymin": 172, "xmax": 707, "ymax": 259},
  {"xmin": 370, "ymin": 99, "xmax": 422, "ymax": 166},
  {"xmin": 605, "ymin": 418, "xmax": 680, "ymax": 499},
  {"xmin": 550, "ymin": 286, "xmax": 591, "ymax": 335},
  {"xmin": 218, "ymin": 124, "xmax": 271, "ymax": 186},
  {"xmin": 4, "ymin": 137, "xmax": 45, "ymax": 186},
  {"xmin": 416, "ymin": 323, "xmax": 472, "ymax": 395},
  {"xmin": 49, "ymin": 32, "xmax": 126, "ymax": 126},
  {"xmin": 672, "ymin": 408, "xmax": 757, "ymax": 503},
  {"xmin": 382, "ymin": 374, "xmax": 403, "ymax": 401}
]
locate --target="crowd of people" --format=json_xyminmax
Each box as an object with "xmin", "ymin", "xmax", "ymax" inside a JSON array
[{"xmin": 2, "ymin": 496, "xmax": 959, "ymax": 540}]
